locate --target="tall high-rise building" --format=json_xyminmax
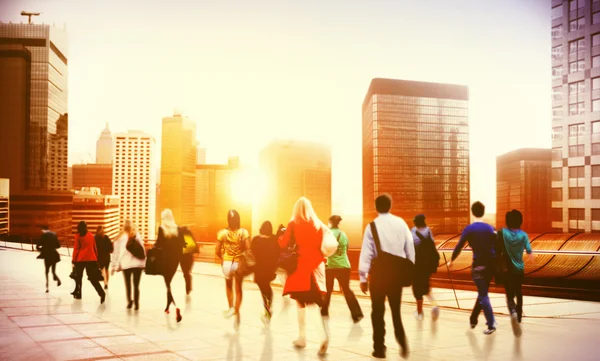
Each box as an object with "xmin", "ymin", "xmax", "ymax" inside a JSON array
[
  {"xmin": 72, "ymin": 164, "xmax": 112, "ymax": 196},
  {"xmin": 257, "ymin": 140, "xmax": 332, "ymax": 229},
  {"xmin": 0, "ymin": 22, "xmax": 68, "ymax": 191},
  {"xmin": 160, "ymin": 112, "xmax": 197, "ymax": 226},
  {"xmin": 0, "ymin": 22, "xmax": 72, "ymax": 243},
  {"xmin": 362, "ymin": 78, "xmax": 470, "ymax": 234},
  {"xmin": 194, "ymin": 158, "xmax": 252, "ymax": 242},
  {"xmin": 96, "ymin": 123, "xmax": 113, "ymax": 164},
  {"xmin": 72, "ymin": 187, "xmax": 120, "ymax": 240},
  {"xmin": 113, "ymin": 130, "xmax": 156, "ymax": 240},
  {"xmin": 551, "ymin": 1, "xmax": 600, "ymax": 232},
  {"xmin": 497, "ymin": 148, "xmax": 552, "ymax": 233},
  {"xmin": 197, "ymin": 147, "xmax": 207, "ymax": 165}
]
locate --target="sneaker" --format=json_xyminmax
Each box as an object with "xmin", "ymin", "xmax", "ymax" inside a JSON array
[
  {"xmin": 318, "ymin": 339, "xmax": 329, "ymax": 356},
  {"xmin": 431, "ymin": 306, "xmax": 440, "ymax": 322},
  {"xmin": 223, "ymin": 307, "xmax": 236, "ymax": 319},
  {"xmin": 483, "ymin": 327, "xmax": 496, "ymax": 335},
  {"xmin": 261, "ymin": 312, "xmax": 271, "ymax": 327},
  {"xmin": 414, "ymin": 311, "xmax": 424, "ymax": 321},
  {"xmin": 510, "ymin": 312, "xmax": 522, "ymax": 337},
  {"xmin": 176, "ymin": 308, "xmax": 182, "ymax": 323},
  {"xmin": 293, "ymin": 338, "xmax": 307, "ymax": 349}
]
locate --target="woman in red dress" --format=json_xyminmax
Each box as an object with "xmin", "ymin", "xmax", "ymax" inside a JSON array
[{"xmin": 278, "ymin": 197, "xmax": 330, "ymax": 356}]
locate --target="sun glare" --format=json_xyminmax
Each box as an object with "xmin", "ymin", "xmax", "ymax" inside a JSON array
[{"xmin": 230, "ymin": 170, "xmax": 267, "ymax": 204}]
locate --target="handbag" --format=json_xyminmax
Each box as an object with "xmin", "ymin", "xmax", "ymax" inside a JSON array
[
  {"xmin": 183, "ymin": 233, "xmax": 199, "ymax": 254},
  {"xmin": 320, "ymin": 226, "xmax": 339, "ymax": 257},
  {"xmin": 144, "ymin": 247, "xmax": 162, "ymax": 275},
  {"xmin": 126, "ymin": 237, "xmax": 146, "ymax": 260},
  {"xmin": 278, "ymin": 223, "xmax": 298, "ymax": 275},
  {"xmin": 370, "ymin": 222, "xmax": 414, "ymax": 287},
  {"xmin": 237, "ymin": 249, "xmax": 257, "ymax": 277}
]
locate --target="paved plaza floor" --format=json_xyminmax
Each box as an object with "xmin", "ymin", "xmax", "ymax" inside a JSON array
[{"xmin": 0, "ymin": 247, "xmax": 599, "ymax": 361}]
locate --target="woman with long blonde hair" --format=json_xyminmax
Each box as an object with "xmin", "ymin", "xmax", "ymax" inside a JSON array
[
  {"xmin": 278, "ymin": 197, "xmax": 331, "ymax": 356},
  {"xmin": 155, "ymin": 209, "xmax": 185, "ymax": 322},
  {"xmin": 111, "ymin": 220, "xmax": 145, "ymax": 310}
]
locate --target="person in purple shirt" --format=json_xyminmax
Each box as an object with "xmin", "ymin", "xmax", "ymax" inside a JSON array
[{"xmin": 447, "ymin": 201, "xmax": 497, "ymax": 334}]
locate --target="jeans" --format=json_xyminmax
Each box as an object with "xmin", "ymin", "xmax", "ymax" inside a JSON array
[
  {"xmin": 470, "ymin": 265, "xmax": 495, "ymax": 328},
  {"xmin": 123, "ymin": 268, "xmax": 143, "ymax": 307},
  {"xmin": 504, "ymin": 271, "xmax": 524, "ymax": 322},
  {"xmin": 321, "ymin": 268, "xmax": 363, "ymax": 320}
]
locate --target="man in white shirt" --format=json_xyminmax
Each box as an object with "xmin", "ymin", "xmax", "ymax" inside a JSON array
[{"xmin": 359, "ymin": 194, "xmax": 415, "ymax": 359}]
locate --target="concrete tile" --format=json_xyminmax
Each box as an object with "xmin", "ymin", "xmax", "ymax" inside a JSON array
[
  {"xmin": 41, "ymin": 338, "xmax": 113, "ymax": 361},
  {"xmin": 104, "ymin": 341, "xmax": 166, "ymax": 356},
  {"xmin": 121, "ymin": 352, "xmax": 190, "ymax": 361},
  {"xmin": 11, "ymin": 314, "xmax": 61, "ymax": 327},
  {"xmin": 52, "ymin": 312, "xmax": 104, "ymax": 324},
  {"xmin": 71, "ymin": 322, "xmax": 131, "ymax": 337},
  {"xmin": 23, "ymin": 324, "xmax": 83, "ymax": 342}
]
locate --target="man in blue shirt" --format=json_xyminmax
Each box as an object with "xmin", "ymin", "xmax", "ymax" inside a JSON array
[
  {"xmin": 448, "ymin": 201, "xmax": 497, "ymax": 334},
  {"xmin": 359, "ymin": 194, "xmax": 415, "ymax": 359}
]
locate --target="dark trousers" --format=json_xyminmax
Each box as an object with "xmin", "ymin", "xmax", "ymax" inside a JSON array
[
  {"xmin": 44, "ymin": 260, "xmax": 59, "ymax": 286},
  {"xmin": 256, "ymin": 277, "xmax": 273, "ymax": 314},
  {"xmin": 321, "ymin": 268, "xmax": 363, "ymax": 320},
  {"xmin": 370, "ymin": 276, "xmax": 407, "ymax": 353},
  {"xmin": 470, "ymin": 266, "xmax": 496, "ymax": 328},
  {"xmin": 180, "ymin": 253, "xmax": 194, "ymax": 294},
  {"xmin": 123, "ymin": 268, "xmax": 143, "ymax": 307},
  {"xmin": 504, "ymin": 271, "xmax": 524, "ymax": 322},
  {"xmin": 74, "ymin": 262, "xmax": 105, "ymax": 298}
]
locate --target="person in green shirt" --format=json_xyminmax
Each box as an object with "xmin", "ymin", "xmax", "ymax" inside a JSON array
[{"xmin": 320, "ymin": 215, "xmax": 364, "ymax": 323}]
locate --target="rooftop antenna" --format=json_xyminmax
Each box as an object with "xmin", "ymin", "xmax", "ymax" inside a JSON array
[{"xmin": 21, "ymin": 11, "xmax": 41, "ymax": 24}]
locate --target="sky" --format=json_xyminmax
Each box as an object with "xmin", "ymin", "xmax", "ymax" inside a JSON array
[{"xmin": 0, "ymin": 0, "xmax": 551, "ymax": 215}]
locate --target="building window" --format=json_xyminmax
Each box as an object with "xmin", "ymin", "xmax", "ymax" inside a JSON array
[
  {"xmin": 569, "ymin": 38, "xmax": 586, "ymax": 54},
  {"xmin": 569, "ymin": 166, "xmax": 585, "ymax": 180},
  {"xmin": 593, "ymin": 187, "xmax": 600, "ymax": 199},
  {"xmin": 569, "ymin": 144, "xmax": 585, "ymax": 157},
  {"xmin": 552, "ymin": 45, "xmax": 563, "ymax": 60},
  {"xmin": 593, "ymin": 165, "xmax": 600, "ymax": 178},
  {"xmin": 553, "ymin": 86, "xmax": 563, "ymax": 101},
  {"xmin": 552, "ymin": 167, "xmax": 563, "ymax": 181},
  {"xmin": 553, "ymin": 126, "xmax": 563, "ymax": 141},
  {"xmin": 552, "ymin": 188, "xmax": 563, "ymax": 201},
  {"xmin": 570, "ymin": 60, "xmax": 585, "ymax": 73},
  {"xmin": 570, "ymin": 0, "xmax": 586, "ymax": 11},
  {"xmin": 569, "ymin": 80, "xmax": 585, "ymax": 95},
  {"xmin": 553, "ymin": 108, "xmax": 564, "ymax": 119},
  {"xmin": 552, "ymin": 4, "xmax": 563, "ymax": 20},
  {"xmin": 569, "ymin": 208, "xmax": 585, "ymax": 220},
  {"xmin": 569, "ymin": 187, "xmax": 585, "ymax": 199},
  {"xmin": 570, "ymin": 16, "xmax": 586, "ymax": 31},
  {"xmin": 552, "ymin": 208, "xmax": 563, "ymax": 222},
  {"xmin": 594, "ymin": 11, "xmax": 600, "ymax": 24},
  {"xmin": 569, "ymin": 102, "xmax": 585, "ymax": 115},
  {"xmin": 553, "ymin": 66, "xmax": 564, "ymax": 80},
  {"xmin": 553, "ymin": 147, "xmax": 563, "ymax": 161},
  {"xmin": 552, "ymin": 24, "xmax": 564, "ymax": 40}
]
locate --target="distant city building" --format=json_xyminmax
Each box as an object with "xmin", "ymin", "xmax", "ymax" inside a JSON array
[
  {"xmin": 72, "ymin": 164, "xmax": 112, "ymax": 196},
  {"xmin": 72, "ymin": 187, "xmax": 120, "ymax": 240},
  {"xmin": 362, "ymin": 78, "xmax": 470, "ymax": 234},
  {"xmin": 0, "ymin": 179, "xmax": 8, "ymax": 238},
  {"xmin": 0, "ymin": 22, "xmax": 71, "ymax": 243},
  {"xmin": 195, "ymin": 158, "xmax": 252, "ymax": 242},
  {"xmin": 496, "ymin": 148, "xmax": 552, "ymax": 233},
  {"xmin": 197, "ymin": 147, "xmax": 207, "ymax": 165},
  {"xmin": 96, "ymin": 123, "xmax": 113, "ymax": 164},
  {"xmin": 550, "ymin": 1, "xmax": 600, "ymax": 232},
  {"xmin": 160, "ymin": 112, "xmax": 197, "ymax": 226},
  {"xmin": 257, "ymin": 140, "xmax": 332, "ymax": 230},
  {"xmin": 67, "ymin": 166, "xmax": 72, "ymax": 191},
  {"xmin": 113, "ymin": 130, "xmax": 157, "ymax": 240}
]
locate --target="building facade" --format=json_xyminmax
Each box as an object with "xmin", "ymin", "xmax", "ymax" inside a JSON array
[
  {"xmin": 496, "ymin": 148, "xmax": 552, "ymax": 233},
  {"xmin": 194, "ymin": 158, "xmax": 252, "ymax": 242},
  {"xmin": 96, "ymin": 123, "xmax": 113, "ymax": 164},
  {"xmin": 257, "ymin": 140, "xmax": 332, "ymax": 230},
  {"xmin": 72, "ymin": 188, "xmax": 120, "ymax": 240},
  {"xmin": 160, "ymin": 112, "xmax": 197, "ymax": 226},
  {"xmin": 551, "ymin": 0, "xmax": 600, "ymax": 232},
  {"xmin": 362, "ymin": 78, "xmax": 470, "ymax": 234},
  {"xmin": 72, "ymin": 164, "xmax": 112, "ymax": 196},
  {"xmin": 197, "ymin": 147, "xmax": 207, "ymax": 165},
  {"xmin": 113, "ymin": 130, "xmax": 156, "ymax": 240},
  {"xmin": 0, "ymin": 179, "xmax": 8, "ymax": 238}
]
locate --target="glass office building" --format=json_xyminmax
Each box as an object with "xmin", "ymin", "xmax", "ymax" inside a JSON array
[{"xmin": 362, "ymin": 78, "xmax": 470, "ymax": 234}]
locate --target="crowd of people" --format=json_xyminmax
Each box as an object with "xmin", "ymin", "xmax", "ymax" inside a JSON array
[{"xmin": 34, "ymin": 195, "xmax": 533, "ymax": 359}]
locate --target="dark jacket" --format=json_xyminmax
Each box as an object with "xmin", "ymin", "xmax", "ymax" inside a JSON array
[
  {"xmin": 37, "ymin": 231, "xmax": 61, "ymax": 264},
  {"xmin": 412, "ymin": 227, "xmax": 440, "ymax": 275},
  {"xmin": 95, "ymin": 235, "xmax": 113, "ymax": 266},
  {"xmin": 251, "ymin": 234, "xmax": 280, "ymax": 282},
  {"xmin": 155, "ymin": 226, "xmax": 185, "ymax": 275}
]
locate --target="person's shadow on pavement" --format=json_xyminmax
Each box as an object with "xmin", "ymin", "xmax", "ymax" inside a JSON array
[{"xmin": 259, "ymin": 328, "xmax": 273, "ymax": 361}]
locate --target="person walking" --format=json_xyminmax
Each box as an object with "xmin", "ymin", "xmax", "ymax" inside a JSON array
[
  {"xmin": 448, "ymin": 201, "xmax": 497, "ymax": 334},
  {"xmin": 359, "ymin": 194, "xmax": 414, "ymax": 359},
  {"xmin": 278, "ymin": 197, "xmax": 333, "ymax": 356},
  {"xmin": 180, "ymin": 226, "xmax": 197, "ymax": 295},
  {"xmin": 496, "ymin": 209, "xmax": 533, "ymax": 337},
  {"xmin": 155, "ymin": 209, "xmax": 185, "ymax": 322},
  {"xmin": 216, "ymin": 210, "xmax": 250, "ymax": 331},
  {"xmin": 411, "ymin": 214, "xmax": 441, "ymax": 321},
  {"xmin": 37, "ymin": 225, "xmax": 61, "ymax": 293},
  {"xmin": 321, "ymin": 215, "xmax": 364, "ymax": 323},
  {"xmin": 251, "ymin": 221, "xmax": 280, "ymax": 326},
  {"xmin": 95, "ymin": 226, "xmax": 113, "ymax": 290},
  {"xmin": 72, "ymin": 221, "xmax": 106, "ymax": 303},
  {"xmin": 111, "ymin": 221, "xmax": 145, "ymax": 310}
]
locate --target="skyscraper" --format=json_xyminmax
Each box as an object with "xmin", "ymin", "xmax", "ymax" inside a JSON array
[
  {"xmin": 72, "ymin": 187, "xmax": 120, "ymax": 240},
  {"xmin": 96, "ymin": 123, "xmax": 113, "ymax": 164},
  {"xmin": 72, "ymin": 164, "xmax": 113, "ymax": 195},
  {"xmin": 0, "ymin": 22, "xmax": 72, "ymax": 243},
  {"xmin": 160, "ymin": 112, "xmax": 197, "ymax": 226},
  {"xmin": 113, "ymin": 130, "xmax": 156, "ymax": 240},
  {"xmin": 257, "ymin": 140, "xmax": 332, "ymax": 229},
  {"xmin": 496, "ymin": 148, "xmax": 552, "ymax": 233},
  {"xmin": 362, "ymin": 78, "xmax": 470, "ymax": 234},
  {"xmin": 551, "ymin": 1, "xmax": 600, "ymax": 232},
  {"xmin": 197, "ymin": 147, "xmax": 207, "ymax": 165}
]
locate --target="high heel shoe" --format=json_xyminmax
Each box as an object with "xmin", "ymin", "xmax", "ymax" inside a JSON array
[{"xmin": 176, "ymin": 308, "xmax": 182, "ymax": 323}]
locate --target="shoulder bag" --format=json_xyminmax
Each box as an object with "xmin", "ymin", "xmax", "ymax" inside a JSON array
[
  {"xmin": 278, "ymin": 223, "xmax": 298, "ymax": 275},
  {"xmin": 127, "ymin": 237, "xmax": 146, "ymax": 260},
  {"xmin": 321, "ymin": 226, "xmax": 339, "ymax": 257},
  {"xmin": 370, "ymin": 222, "xmax": 414, "ymax": 287}
]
